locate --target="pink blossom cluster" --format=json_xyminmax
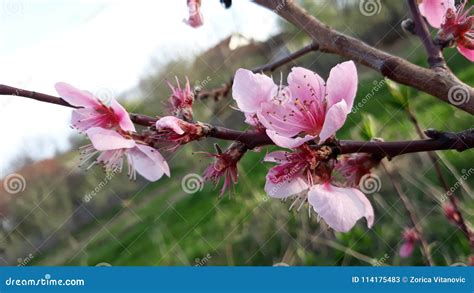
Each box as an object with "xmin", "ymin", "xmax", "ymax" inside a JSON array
[
  {"xmin": 56, "ymin": 60, "xmax": 381, "ymax": 233},
  {"xmin": 232, "ymin": 61, "xmax": 379, "ymax": 232},
  {"xmin": 419, "ymin": 0, "xmax": 473, "ymax": 61},
  {"xmin": 55, "ymin": 82, "xmax": 197, "ymax": 182}
]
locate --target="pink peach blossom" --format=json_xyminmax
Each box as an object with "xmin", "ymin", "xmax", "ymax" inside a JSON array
[
  {"xmin": 167, "ymin": 77, "xmax": 194, "ymax": 121},
  {"xmin": 264, "ymin": 147, "xmax": 374, "ymax": 232},
  {"xmin": 233, "ymin": 62, "xmax": 357, "ymax": 148},
  {"xmin": 439, "ymin": 1, "xmax": 474, "ymax": 61},
  {"xmin": 202, "ymin": 143, "xmax": 245, "ymax": 195},
  {"xmin": 81, "ymin": 127, "xmax": 169, "ymax": 181},
  {"xmin": 55, "ymin": 82, "xmax": 135, "ymax": 133},
  {"xmin": 335, "ymin": 153, "xmax": 379, "ymax": 187},
  {"xmin": 418, "ymin": 0, "xmax": 455, "ymax": 28},
  {"xmin": 399, "ymin": 228, "xmax": 419, "ymax": 258},
  {"xmin": 263, "ymin": 148, "xmax": 315, "ymax": 199},
  {"xmin": 184, "ymin": 0, "xmax": 203, "ymax": 28}
]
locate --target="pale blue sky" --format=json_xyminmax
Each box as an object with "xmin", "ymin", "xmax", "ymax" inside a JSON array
[{"xmin": 0, "ymin": 0, "xmax": 278, "ymax": 174}]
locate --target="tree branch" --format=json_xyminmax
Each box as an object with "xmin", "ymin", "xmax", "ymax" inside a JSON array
[
  {"xmin": 0, "ymin": 84, "xmax": 156, "ymax": 127},
  {"xmin": 406, "ymin": 0, "xmax": 445, "ymax": 68},
  {"xmin": 1, "ymin": 84, "xmax": 473, "ymax": 157},
  {"xmin": 337, "ymin": 129, "xmax": 474, "ymax": 158},
  {"xmin": 252, "ymin": 41, "xmax": 320, "ymax": 73},
  {"xmin": 254, "ymin": 0, "xmax": 474, "ymax": 114}
]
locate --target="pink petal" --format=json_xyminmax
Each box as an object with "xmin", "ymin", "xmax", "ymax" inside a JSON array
[
  {"xmin": 71, "ymin": 109, "xmax": 87, "ymax": 131},
  {"xmin": 308, "ymin": 183, "xmax": 374, "ymax": 232},
  {"xmin": 264, "ymin": 151, "xmax": 291, "ymax": 163},
  {"xmin": 257, "ymin": 102, "xmax": 304, "ymax": 137},
  {"xmin": 266, "ymin": 130, "xmax": 317, "ymax": 149},
  {"xmin": 156, "ymin": 116, "xmax": 185, "ymax": 135},
  {"xmin": 232, "ymin": 68, "xmax": 276, "ymax": 113},
  {"xmin": 129, "ymin": 144, "xmax": 170, "ymax": 181},
  {"xmin": 243, "ymin": 112, "xmax": 259, "ymax": 127},
  {"xmin": 419, "ymin": 0, "xmax": 455, "ymax": 28},
  {"xmin": 319, "ymin": 100, "xmax": 348, "ymax": 142},
  {"xmin": 399, "ymin": 242, "xmax": 414, "ymax": 258},
  {"xmin": 326, "ymin": 61, "xmax": 358, "ymax": 111},
  {"xmin": 287, "ymin": 67, "xmax": 326, "ymax": 103},
  {"xmin": 457, "ymin": 45, "xmax": 474, "ymax": 62},
  {"xmin": 55, "ymin": 82, "xmax": 100, "ymax": 108},
  {"xmin": 109, "ymin": 99, "xmax": 136, "ymax": 132},
  {"xmin": 86, "ymin": 127, "xmax": 136, "ymax": 151},
  {"xmin": 264, "ymin": 169, "xmax": 309, "ymax": 199}
]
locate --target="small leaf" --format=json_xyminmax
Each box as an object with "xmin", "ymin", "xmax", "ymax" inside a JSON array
[
  {"xmin": 360, "ymin": 113, "xmax": 378, "ymax": 140},
  {"xmin": 385, "ymin": 78, "xmax": 409, "ymax": 109}
]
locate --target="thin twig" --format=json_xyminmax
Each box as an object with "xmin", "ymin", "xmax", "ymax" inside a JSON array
[
  {"xmin": 382, "ymin": 162, "xmax": 434, "ymax": 266},
  {"xmin": 252, "ymin": 42, "xmax": 320, "ymax": 73},
  {"xmin": 196, "ymin": 42, "xmax": 319, "ymax": 100},
  {"xmin": 406, "ymin": 108, "xmax": 474, "ymax": 255},
  {"xmin": 406, "ymin": 0, "xmax": 446, "ymax": 68}
]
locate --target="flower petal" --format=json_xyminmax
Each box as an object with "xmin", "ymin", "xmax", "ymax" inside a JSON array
[
  {"xmin": 326, "ymin": 61, "xmax": 358, "ymax": 111},
  {"xmin": 156, "ymin": 116, "xmax": 185, "ymax": 135},
  {"xmin": 109, "ymin": 99, "xmax": 136, "ymax": 132},
  {"xmin": 457, "ymin": 45, "xmax": 474, "ymax": 62},
  {"xmin": 257, "ymin": 102, "xmax": 304, "ymax": 137},
  {"xmin": 399, "ymin": 242, "xmax": 414, "ymax": 258},
  {"xmin": 264, "ymin": 168, "xmax": 309, "ymax": 199},
  {"xmin": 319, "ymin": 100, "xmax": 348, "ymax": 142},
  {"xmin": 308, "ymin": 183, "xmax": 374, "ymax": 232},
  {"xmin": 287, "ymin": 66, "xmax": 326, "ymax": 103},
  {"xmin": 419, "ymin": 0, "xmax": 454, "ymax": 28},
  {"xmin": 232, "ymin": 68, "xmax": 276, "ymax": 113},
  {"xmin": 264, "ymin": 151, "xmax": 291, "ymax": 163},
  {"xmin": 266, "ymin": 130, "xmax": 317, "ymax": 149},
  {"xmin": 55, "ymin": 82, "xmax": 99, "ymax": 108},
  {"xmin": 86, "ymin": 127, "xmax": 135, "ymax": 151},
  {"xmin": 129, "ymin": 144, "xmax": 170, "ymax": 181}
]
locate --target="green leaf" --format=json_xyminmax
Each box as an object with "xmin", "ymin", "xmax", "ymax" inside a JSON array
[
  {"xmin": 360, "ymin": 113, "xmax": 378, "ymax": 140},
  {"xmin": 385, "ymin": 78, "xmax": 409, "ymax": 109}
]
